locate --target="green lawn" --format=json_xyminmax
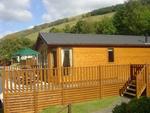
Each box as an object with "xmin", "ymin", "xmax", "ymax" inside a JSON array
[{"xmin": 41, "ymin": 96, "xmax": 119, "ymax": 113}]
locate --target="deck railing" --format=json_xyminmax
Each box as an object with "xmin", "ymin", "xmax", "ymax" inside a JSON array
[
  {"xmin": 2, "ymin": 64, "xmax": 131, "ymax": 113},
  {"xmin": 3, "ymin": 65, "xmax": 131, "ymax": 93},
  {"xmin": 130, "ymin": 64, "xmax": 144, "ymax": 79},
  {"xmin": 136, "ymin": 65, "xmax": 146, "ymax": 98}
]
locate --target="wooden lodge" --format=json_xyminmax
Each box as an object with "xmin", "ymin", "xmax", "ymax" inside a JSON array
[
  {"xmin": 2, "ymin": 33, "xmax": 150, "ymax": 113},
  {"xmin": 35, "ymin": 33, "xmax": 150, "ymax": 83},
  {"xmin": 36, "ymin": 33, "xmax": 150, "ymax": 67}
]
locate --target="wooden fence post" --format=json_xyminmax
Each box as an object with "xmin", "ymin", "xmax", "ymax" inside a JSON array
[
  {"xmin": 33, "ymin": 68, "xmax": 38, "ymax": 113},
  {"xmin": 99, "ymin": 65, "xmax": 101, "ymax": 99},
  {"xmin": 68, "ymin": 104, "xmax": 72, "ymax": 113},
  {"xmin": 61, "ymin": 67, "xmax": 64, "ymax": 105}
]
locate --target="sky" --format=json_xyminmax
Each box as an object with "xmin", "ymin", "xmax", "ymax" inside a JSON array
[{"xmin": 0, "ymin": 0, "xmax": 126, "ymax": 38}]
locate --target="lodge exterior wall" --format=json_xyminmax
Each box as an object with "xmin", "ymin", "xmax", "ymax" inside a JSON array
[
  {"xmin": 45, "ymin": 47, "xmax": 150, "ymax": 68},
  {"xmin": 72, "ymin": 47, "xmax": 150, "ymax": 67}
]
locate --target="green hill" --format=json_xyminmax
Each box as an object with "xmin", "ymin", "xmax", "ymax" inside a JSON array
[
  {"xmin": 2, "ymin": 4, "xmax": 122, "ymax": 42},
  {"xmin": 25, "ymin": 12, "xmax": 114, "ymax": 41}
]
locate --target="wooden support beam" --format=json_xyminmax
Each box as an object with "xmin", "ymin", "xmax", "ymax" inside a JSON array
[
  {"xmin": 57, "ymin": 47, "xmax": 61, "ymax": 68},
  {"xmin": 47, "ymin": 47, "xmax": 51, "ymax": 68},
  {"xmin": 57, "ymin": 47, "xmax": 62, "ymax": 83}
]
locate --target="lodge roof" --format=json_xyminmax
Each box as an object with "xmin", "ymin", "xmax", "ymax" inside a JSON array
[{"xmin": 37, "ymin": 32, "xmax": 150, "ymax": 47}]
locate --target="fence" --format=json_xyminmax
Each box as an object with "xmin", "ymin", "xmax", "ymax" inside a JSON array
[{"xmin": 2, "ymin": 64, "xmax": 149, "ymax": 113}]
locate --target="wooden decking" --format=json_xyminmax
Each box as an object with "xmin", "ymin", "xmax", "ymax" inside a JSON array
[{"xmin": 2, "ymin": 64, "xmax": 150, "ymax": 113}]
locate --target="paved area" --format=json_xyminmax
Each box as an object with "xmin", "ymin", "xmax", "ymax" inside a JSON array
[{"xmin": 93, "ymin": 97, "xmax": 130, "ymax": 113}]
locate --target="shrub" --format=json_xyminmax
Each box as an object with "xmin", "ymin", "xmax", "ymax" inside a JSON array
[
  {"xmin": 95, "ymin": 17, "xmax": 116, "ymax": 34},
  {"xmin": 112, "ymin": 103, "xmax": 127, "ymax": 113},
  {"xmin": 113, "ymin": 97, "xmax": 150, "ymax": 113},
  {"xmin": 70, "ymin": 20, "xmax": 91, "ymax": 34}
]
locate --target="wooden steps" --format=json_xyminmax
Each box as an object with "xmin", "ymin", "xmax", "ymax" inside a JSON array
[
  {"xmin": 122, "ymin": 79, "xmax": 136, "ymax": 98},
  {"xmin": 127, "ymin": 87, "xmax": 136, "ymax": 92},
  {"xmin": 124, "ymin": 91, "xmax": 136, "ymax": 97},
  {"xmin": 128, "ymin": 83, "xmax": 136, "ymax": 87}
]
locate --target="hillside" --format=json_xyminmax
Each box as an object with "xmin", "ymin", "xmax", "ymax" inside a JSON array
[
  {"xmin": 24, "ymin": 12, "xmax": 114, "ymax": 41},
  {"xmin": 2, "ymin": 4, "xmax": 122, "ymax": 42}
]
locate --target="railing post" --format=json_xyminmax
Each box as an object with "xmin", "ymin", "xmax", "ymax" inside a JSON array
[
  {"xmin": 136, "ymin": 71, "xmax": 138, "ymax": 98},
  {"xmin": 146, "ymin": 64, "xmax": 150, "ymax": 97},
  {"xmin": 144, "ymin": 64, "xmax": 146, "ymax": 91},
  {"xmin": 33, "ymin": 68, "xmax": 38, "ymax": 113},
  {"xmin": 68, "ymin": 104, "xmax": 72, "ymax": 113},
  {"xmin": 61, "ymin": 67, "xmax": 64, "ymax": 105},
  {"xmin": 99, "ymin": 65, "xmax": 101, "ymax": 99},
  {"xmin": 2, "ymin": 67, "xmax": 6, "ymax": 113}
]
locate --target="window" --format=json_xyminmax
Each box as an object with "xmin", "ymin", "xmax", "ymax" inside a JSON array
[
  {"xmin": 38, "ymin": 46, "xmax": 48, "ymax": 67},
  {"xmin": 61, "ymin": 48, "xmax": 72, "ymax": 67},
  {"xmin": 51, "ymin": 49, "xmax": 57, "ymax": 76},
  {"xmin": 61, "ymin": 48, "xmax": 72, "ymax": 75},
  {"xmin": 43, "ymin": 48, "xmax": 48, "ymax": 67},
  {"xmin": 51, "ymin": 49, "xmax": 57, "ymax": 68},
  {"xmin": 108, "ymin": 48, "xmax": 114, "ymax": 62}
]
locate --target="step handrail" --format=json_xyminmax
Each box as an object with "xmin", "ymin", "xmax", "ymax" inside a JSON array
[
  {"xmin": 119, "ymin": 77, "xmax": 131, "ymax": 96},
  {"xmin": 136, "ymin": 65, "xmax": 147, "ymax": 98}
]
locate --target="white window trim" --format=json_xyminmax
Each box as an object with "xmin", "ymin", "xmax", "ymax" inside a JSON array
[{"xmin": 61, "ymin": 48, "xmax": 72, "ymax": 67}]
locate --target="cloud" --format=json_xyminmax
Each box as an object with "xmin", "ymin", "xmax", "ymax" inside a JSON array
[
  {"xmin": 0, "ymin": 0, "xmax": 32, "ymax": 22},
  {"xmin": 42, "ymin": 0, "xmax": 126, "ymax": 22}
]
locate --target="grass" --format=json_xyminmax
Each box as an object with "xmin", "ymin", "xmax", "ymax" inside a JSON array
[
  {"xmin": 41, "ymin": 96, "xmax": 119, "ymax": 113},
  {"xmin": 48, "ymin": 12, "xmax": 114, "ymax": 30}
]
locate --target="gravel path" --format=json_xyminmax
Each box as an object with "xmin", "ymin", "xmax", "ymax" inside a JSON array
[{"xmin": 93, "ymin": 97, "xmax": 130, "ymax": 113}]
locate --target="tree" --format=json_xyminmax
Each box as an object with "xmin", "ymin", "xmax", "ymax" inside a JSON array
[
  {"xmin": 95, "ymin": 17, "xmax": 116, "ymax": 34},
  {"xmin": 63, "ymin": 24, "xmax": 71, "ymax": 33},
  {"xmin": 113, "ymin": 0, "xmax": 150, "ymax": 35},
  {"xmin": 70, "ymin": 20, "xmax": 91, "ymax": 33},
  {"xmin": 0, "ymin": 37, "xmax": 33, "ymax": 61},
  {"xmin": 49, "ymin": 27, "xmax": 61, "ymax": 33},
  {"xmin": 140, "ymin": 0, "xmax": 150, "ymax": 5}
]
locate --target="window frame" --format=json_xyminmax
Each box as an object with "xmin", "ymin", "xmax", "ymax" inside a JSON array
[
  {"xmin": 61, "ymin": 48, "xmax": 72, "ymax": 67},
  {"xmin": 108, "ymin": 48, "xmax": 114, "ymax": 62},
  {"xmin": 61, "ymin": 48, "xmax": 73, "ymax": 76}
]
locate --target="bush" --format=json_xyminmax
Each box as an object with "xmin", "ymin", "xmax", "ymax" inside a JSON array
[
  {"xmin": 49, "ymin": 27, "xmax": 61, "ymax": 33},
  {"xmin": 112, "ymin": 103, "xmax": 127, "ymax": 113},
  {"xmin": 70, "ymin": 20, "xmax": 91, "ymax": 34},
  {"xmin": 95, "ymin": 17, "xmax": 116, "ymax": 34},
  {"xmin": 113, "ymin": 97, "xmax": 150, "ymax": 113},
  {"xmin": 0, "ymin": 37, "xmax": 34, "ymax": 61}
]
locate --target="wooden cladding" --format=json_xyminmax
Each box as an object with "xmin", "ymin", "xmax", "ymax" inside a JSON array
[
  {"xmin": 2, "ymin": 64, "xmax": 150, "ymax": 113},
  {"xmin": 73, "ymin": 47, "xmax": 150, "ymax": 67}
]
